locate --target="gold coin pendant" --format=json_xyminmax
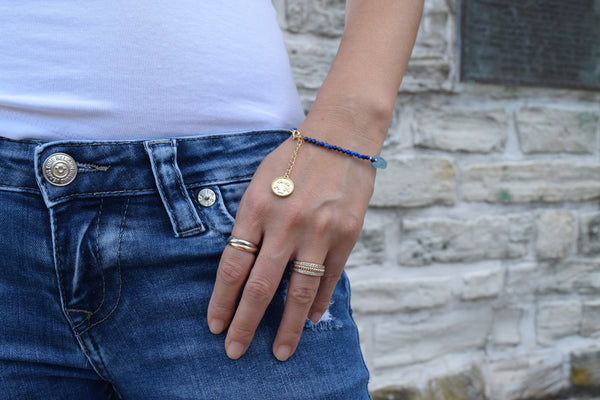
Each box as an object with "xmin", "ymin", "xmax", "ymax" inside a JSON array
[{"xmin": 271, "ymin": 177, "xmax": 294, "ymax": 197}]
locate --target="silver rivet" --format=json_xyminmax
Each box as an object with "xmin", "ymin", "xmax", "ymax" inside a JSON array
[
  {"xmin": 197, "ymin": 188, "xmax": 216, "ymax": 207},
  {"xmin": 42, "ymin": 153, "xmax": 78, "ymax": 186}
]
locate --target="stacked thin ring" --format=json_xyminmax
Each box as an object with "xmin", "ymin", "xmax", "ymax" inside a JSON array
[
  {"xmin": 292, "ymin": 261, "xmax": 325, "ymax": 277},
  {"xmin": 227, "ymin": 236, "xmax": 259, "ymax": 254}
]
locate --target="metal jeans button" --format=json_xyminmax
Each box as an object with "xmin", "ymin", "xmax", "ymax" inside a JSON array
[
  {"xmin": 197, "ymin": 188, "xmax": 216, "ymax": 207},
  {"xmin": 42, "ymin": 153, "xmax": 78, "ymax": 186}
]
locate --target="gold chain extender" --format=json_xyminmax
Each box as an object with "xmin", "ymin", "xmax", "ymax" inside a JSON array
[{"xmin": 271, "ymin": 129, "xmax": 304, "ymax": 197}]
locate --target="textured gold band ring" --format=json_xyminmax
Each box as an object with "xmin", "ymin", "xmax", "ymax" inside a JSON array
[
  {"xmin": 227, "ymin": 236, "xmax": 259, "ymax": 254},
  {"xmin": 292, "ymin": 261, "xmax": 325, "ymax": 277}
]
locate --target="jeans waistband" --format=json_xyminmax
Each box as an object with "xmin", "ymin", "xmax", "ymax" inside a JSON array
[{"xmin": 0, "ymin": 130, "xmax": 289, "ymax": 208}]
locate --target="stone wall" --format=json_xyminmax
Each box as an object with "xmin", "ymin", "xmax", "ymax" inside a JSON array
[{"xmin": 274, "ymin": 0, "xmax": 600, "ymax": 399}]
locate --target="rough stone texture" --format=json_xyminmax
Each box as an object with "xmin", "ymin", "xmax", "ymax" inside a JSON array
[
  {"xmin": 351, "ymin": 276, "xmax": 452, "ymax": 313},
  {"xmin": 397, "ymin": 215, "xmax": 532, "ymax": 266},
  {"xmin": 371, "ymin": 368, "xmax": 487, "ymax": 400},
  {"xmin": 492, "ymin": 308, "xmax": 523, "ymax": 345},
  {"xmin": 535, "ymin": 211, "xmax": 576, "ymax": 260},
  {"xmin": 581, "ymin": 300, "xmax": 600, "ymax": 338},
  {"xmin": 346, "ymin": 217, "xmax": 386, "ymax": 268},
  {"xmin": 285, "ymin": 0, "xmax": 345, "ymax": 37},
  {"xmin": 571, "ymin": 351, "xmax": 600, "ymax": 388},
  {"xmin": 505, "ymin": 262, "xmax": 542, "ymax": 297},
  {"xmin": 538, "ymin": 260, "xmax": 600, "ymax": 295},
  {"xmin": 516, "ymin": 107, "xmax": 599, "ymax": 154},
  {"xmin": 370, "ymin": 157, "xmax": 456, "ymax": 208},
  {"xmin": 579, "ymin": 213, "xmax": 600, "ymax": 255},
  {"xmin": 414, "ymin": 108, "xmax": 508, "ymax": 152},
  {"xmin": 424, "ymin": 367, "xmax": 487, "ymax": 400},
  {"xmin": 461, "ymin": 264, "xmax": 505, "ymax": 300},
  {"xmin": 374, "ymin": 306, "xmax": 493, "ymax": 368},
  {"xmin": 488, "ymin": 353, "xmax": 568, "ymax": 399},
  {"xmin": 536, "ymin": 300, "xmax": 582, "ymax": 345},
  {"xmin": 371, "ymin": 387, "xmax": 422, "ymax": 400},
  {"xmin": 462, "ymin": 161, "xmax": 600, "ymax": 203}
]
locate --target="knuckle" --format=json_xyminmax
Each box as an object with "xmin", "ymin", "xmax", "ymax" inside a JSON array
[
  {"xmin": 280, "ymin": 323, "xmax": 303, "ymax": 338},
  {"xmin": 209, "ymin": 299, "xmax": 235, "ymax": 316},
  {"xmin": 244, "ymin": 276, "xmax": 275, "ymax": 303},
  {"xmin": 239, "ymin": 189, "xmax": 269, "ymax": 220},
  {"xmin": 218, "ymin": 260, "xmax": 247, "ymax": 285},
  {"xmin": 339, "ymin": 213, "xmax": 363, "ymax": 240},
  {"xmin": 287, "ymin": 284, "xmax": 318, "ymax": 306},
  {"xmin": 313, "ymin": 209, "xmax": 336, "ymax": 235},
  {"xmin": 229, "ymin": 324, "xmax": 256, "ymax": 342},
  {"xmin": 312, "ymin": 297, "xmax": 331, "ymax": 312}
]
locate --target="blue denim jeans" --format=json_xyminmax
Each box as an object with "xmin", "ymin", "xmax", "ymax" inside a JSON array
[{"xmin": 0, "ymin": 131, "xmax": 371, "ymax": 400}]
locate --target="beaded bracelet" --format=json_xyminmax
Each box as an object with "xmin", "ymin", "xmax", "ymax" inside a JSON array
[{"xmin": 271, "ymin": 129, "xmax": 387, "ymax": 197}]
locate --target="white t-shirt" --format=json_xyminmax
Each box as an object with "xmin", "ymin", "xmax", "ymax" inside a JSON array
[{"xmin": 0, "ymin": 1, "xmax": 305, "ymax": 140}]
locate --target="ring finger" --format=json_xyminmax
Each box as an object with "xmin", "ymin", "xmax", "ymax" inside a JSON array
[{"xmin": 271, "ymin": 256, "xmax": 326, "ymax": 361}]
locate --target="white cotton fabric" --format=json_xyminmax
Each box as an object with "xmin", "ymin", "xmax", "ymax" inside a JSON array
[{"xmin": 0, "ymin": 1, "xmax": 305, "ymax": 140}]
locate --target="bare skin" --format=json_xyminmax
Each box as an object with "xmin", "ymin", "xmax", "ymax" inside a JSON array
[{"xmin": 207, "ymin": 0, "xmax": 424, "ymax": 361}]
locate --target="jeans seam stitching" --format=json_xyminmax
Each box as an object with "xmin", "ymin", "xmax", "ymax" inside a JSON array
[
  {"xmin": 170, "ymin": 143, "xmax": 202, "ymax": 233},
  {"xmin": 79, "ymin": 197, "xmax": 128, "ymax": 334},
  {"xmin": 87, "ymin": 330, "xmax": 119, "ymax": 385}
]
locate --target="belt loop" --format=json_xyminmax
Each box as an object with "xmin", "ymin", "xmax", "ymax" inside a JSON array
[{"xmin": 144, "ymin": 140, "xmax": 205, "ymax": 237}]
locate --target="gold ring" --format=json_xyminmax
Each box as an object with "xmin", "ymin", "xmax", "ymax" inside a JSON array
[
  {"xmin": 227, "ymin": 236, "xmax": 259, "ymax": 254},
  {"xmin": 292, "ymin": 261, "xmax": 325, "ymax": 277}
]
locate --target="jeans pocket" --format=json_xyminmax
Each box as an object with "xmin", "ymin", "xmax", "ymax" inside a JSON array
[{"xmin": 190, "ymin": 178, "xmax": 251, "ymax": 238}]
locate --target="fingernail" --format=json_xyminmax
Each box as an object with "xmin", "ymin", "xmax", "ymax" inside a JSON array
[
  {"xmin": 226, "ymin": 341, "xmax": 245, "ymax": 360},
  {"xmin": 309, "ymin": 312, "xmax": 323, "ymax": 323},
  {"xmin": 274, "ymin": 345, "xmax": 292, "ymax": 361},
  {"xmin": 208, "ymin": 319, "xmax": 225, "ymax": 334}
]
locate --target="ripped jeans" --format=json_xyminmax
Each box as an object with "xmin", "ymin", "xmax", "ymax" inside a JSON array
[{"xmin": 0, "ymin": 131, "xmax": 371, "ymax": 400}]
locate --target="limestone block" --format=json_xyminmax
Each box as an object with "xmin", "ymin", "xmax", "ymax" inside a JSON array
[
  {"xmin": 536, "ymin": 299, "xmax": 581, "ymax": 345},
  {"xmin": 516, "ymin": 107, "xmax": 598, "ymax": 154},
  {"xmin": 351, "ymin": 276, "xmax": 453, "ymax": 313},
  {"xmin": 461, "ymin": 264, "xmax": 505, "ymax": 300},
  {"xmin": 581, "ymin": 300, "xmax": 600, "ymax": 338},
  {"xmin": 346, "ymin": 219, "xmax": 386, "ymax": 268},
  {"xmin": 492, "ymin": 308, "xmax": 523, "ymax": 345},
  {"xmin": 424, "ymin": 367, "xmax": 487, "ymax": 400},
  {"xmin": 414, "ymin": 108, "xmax": 508, "ymax": 153},
  {"xmin": 538, "ymin": 260, "xmax": 600, "ymax": 295},
  {"xmin": 284, "ymin": 33, "xmax": 339, "ymax": 90},
  {"xmin": 397, "ymin": 215, "xmax": 532, "ymax": 266},
  {"xmin": 579, "ymin": 213, "xmax": 600, "ymax": 255},
  {"xmin": 285, "ymin": 0, "xmax": 345, "ymax": 37},
  {"xmin": 571, "ymin": 350, "xmax": 600, "ymax": 388},
  {"xmin": 411, "ymin": 0, "xmax": 451, "ymax": 60},
  {"xmin": 505, "ymin": 263, "xmax": 541, "ymax": 297},
  {"xmin": 370, "ymin": 367, "xmax": 487, "ymax": 400},
  {"xmin": 371, "ymin": 387, "xmax": 422, "ymax": 400},
  {"xmin": 462, "ymin": 161, "xmax": 600, "ymax": 203},
  {"xmin": 400, "ymin": 60, "xmax": 452, "ymax": 93},
  {"xmin": 488, "ymin": 352, "xmax": 567, "ymax": 400},
  {"xmin": 370, "ymin": 157, "xmax": 456, "ymax": 208},
  {"xmin": 535, "ymin": 210, "xmax": 575, "ymax": 260},
  {"xmin": 373, "ymin": 306, "xmax": 493, "ymax": 368}
]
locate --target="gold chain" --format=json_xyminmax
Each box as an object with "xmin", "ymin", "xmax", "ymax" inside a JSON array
[
  {"xmin": 283, "ymin": 131, "xmax": 304, "ymax": 179},
  {"xmin": 271, "ymin": 129, "xmax": 304, "ymax": 197}
]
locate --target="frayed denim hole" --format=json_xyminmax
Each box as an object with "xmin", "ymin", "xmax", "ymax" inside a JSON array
[{"xmin": 303, "ymin": 307, "xmax": 343, "ymax": 332}]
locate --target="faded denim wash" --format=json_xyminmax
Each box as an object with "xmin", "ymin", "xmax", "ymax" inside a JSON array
[{"xmin": 0, "ymin": 131, "xmax": 371, "ymax": 400}]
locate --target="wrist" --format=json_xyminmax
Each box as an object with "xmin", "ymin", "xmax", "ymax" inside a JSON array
[{"xmin": 300, "ymin": 95, "xmax": 392, "ymax": 156}]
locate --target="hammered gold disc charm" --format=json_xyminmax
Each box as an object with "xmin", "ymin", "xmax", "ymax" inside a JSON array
[{"xmin": 271, "ymin": 177, "xmax": 294, "ymax": 197}]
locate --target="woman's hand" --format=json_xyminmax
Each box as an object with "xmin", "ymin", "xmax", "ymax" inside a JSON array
[
  {"xmin": 206, "ymin": 123, "xmax": 376, "ymax": 361},
  {"xmin": 206, "ymin": 0, "xmax": 423, "ymax": 361}
]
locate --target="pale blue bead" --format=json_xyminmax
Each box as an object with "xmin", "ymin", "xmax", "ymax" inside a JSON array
[{"xmin": 371, "ymin": 156, "xmax": 387, "ymax": 169}]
